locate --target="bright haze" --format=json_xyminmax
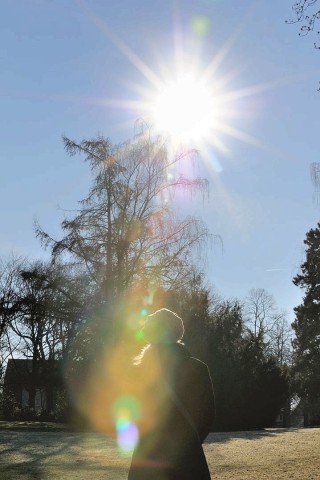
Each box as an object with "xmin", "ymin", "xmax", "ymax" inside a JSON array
[{"xmin": 1, "ymin": 0, "xmax": 320, "ymax": 320}]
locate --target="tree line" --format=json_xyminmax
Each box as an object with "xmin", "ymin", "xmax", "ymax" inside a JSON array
[{"xmin": 0, "ymin": 125, "xmax": 317, "ymax": 429}]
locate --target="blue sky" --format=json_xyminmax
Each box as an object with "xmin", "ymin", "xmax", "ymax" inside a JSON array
[{"xmin": 1, "ymin": 0, "xmax": 320, "ymax": 321}]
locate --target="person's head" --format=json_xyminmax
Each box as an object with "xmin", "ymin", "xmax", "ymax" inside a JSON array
[{"xmin": 142, "ymin": 308, "xmax": 184, "ymax": 344}]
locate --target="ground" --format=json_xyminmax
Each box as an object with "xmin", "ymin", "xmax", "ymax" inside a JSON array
[{"xmin": 0, "ymin": 422, "xmax": 319, "ymax": 479}]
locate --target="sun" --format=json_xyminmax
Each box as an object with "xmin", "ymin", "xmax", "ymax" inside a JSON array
[
  {"xmin": 151, "ymin": 74, "xmax": 217, "ymax": 143},
  {"xmin": 82, "ymin": 7, "xmax": 268, "ymax": 158}
]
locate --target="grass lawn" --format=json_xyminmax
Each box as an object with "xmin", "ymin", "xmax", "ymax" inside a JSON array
[{"xmin": 0, "ymin": 423, "xmax": 319, "ymax": 479}]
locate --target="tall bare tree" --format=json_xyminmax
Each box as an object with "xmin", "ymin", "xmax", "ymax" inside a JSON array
[{"xmin": 36, "ymin": 126, "xmax": 211, "ymax": 341}]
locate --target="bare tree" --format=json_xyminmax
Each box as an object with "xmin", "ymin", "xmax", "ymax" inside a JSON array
[
  {"xmin": 0, "ymin": 255, "xmax": 25, "ymax": 339},
  {"xmin": 0, "ymin": 259, "xmax": 91, "ymax": 406},
  {"xmin": 244, "ymin": 288, "xmax": 292, "ymax": 365},
  {"xmin": 310, "ymin": 162, "xmax": 320, "ymax": 203},
  {"xmin": 287, "ymin": 1, "xmax": 320, "ymax": 89},
  {"xmin": 287, "ymin": 0, "xmax": 320, "ymax": 48},
  {"xmin": 35, "ymin": 126, "xmax": 212, "ymax": 340},
  {"xmin": 0, "ymin": 255, "xmax": 27, "ymax": 371},
  {"xmin": 244, "ymin": 288, "xmax": 276, "ymax": 338},
  {"xmin": 267, "ymin": 313, "xmax": 293, "ymax": 365}
]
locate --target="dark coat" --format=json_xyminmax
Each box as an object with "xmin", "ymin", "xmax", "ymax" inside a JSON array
[{"xmin": 128, "ymin": 343, "xmax": 215, "ymax": 480}]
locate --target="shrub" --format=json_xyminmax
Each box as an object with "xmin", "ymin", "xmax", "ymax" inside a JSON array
[{"xmin": 2, "ymin": 388, "xmax": 21, "ymax": 420}]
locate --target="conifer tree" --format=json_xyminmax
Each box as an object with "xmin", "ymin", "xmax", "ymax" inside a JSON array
[{"xmin": 293, "ymin": 222, "xmax": 320, "ymax": 425}]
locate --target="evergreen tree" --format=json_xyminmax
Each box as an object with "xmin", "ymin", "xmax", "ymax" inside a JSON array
[
  {"xmin": 207, "ymin": 301, "xmax": 288, "ymax": 431},
  {"xmin": 165, "ymin": 271, "xmax": 214, "ymax": 362},
  {"xmin": 208, "ymin": 300, "xmax": 245, "ymax": 431},
  {"xmin": 293, "ymin": 223, "xmax": 320, "ymax": 425}
]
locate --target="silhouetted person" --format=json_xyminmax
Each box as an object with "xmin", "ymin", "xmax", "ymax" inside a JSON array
[{"xmin": 128, "ymin": 308, "xmax": 215, "ymax": 480}]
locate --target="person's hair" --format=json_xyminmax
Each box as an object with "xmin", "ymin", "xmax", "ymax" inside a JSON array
[
  {"xmin": 143, "ymin": 308, "xmax": 184, "ymax": 344},
  {"xmin": 133, "ymin": 308, "xmax": 184, "ymax": 365},
  {"xmin": 133, "ymin": 344, "xmax": 151, "ymax": 366}
]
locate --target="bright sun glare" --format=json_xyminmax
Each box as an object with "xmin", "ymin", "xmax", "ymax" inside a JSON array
[
  {"xmin": 87, "ymin": 7, "xmax": 269, "ymax": 163},
  {"xmin": 151, "ymin": 74, "xmax": 216, "ymax": 142}
]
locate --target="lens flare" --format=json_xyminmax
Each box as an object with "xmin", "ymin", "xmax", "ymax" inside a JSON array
[
  {"xmin": 135, "ymin": 329, "xmax": 145, "ymax": 341},
  {"xmin": 112, "ymin": 395, "xmax": 141, "ymax": 421},
  {"xmin": 117, "ymin": 419, "xmax": 139, "ymax": 454},
  {"xmin": 191, "ymin": 16, "xmax": 210, "ymax": 36},
  {"xmin": 112, "ymin": 395, "xmax": 140, "ymax": 454}
]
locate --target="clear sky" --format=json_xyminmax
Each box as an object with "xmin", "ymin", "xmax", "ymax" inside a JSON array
[{"xmin": 1, "ymin": 0, "xmax": 320, "ymax": 322}]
